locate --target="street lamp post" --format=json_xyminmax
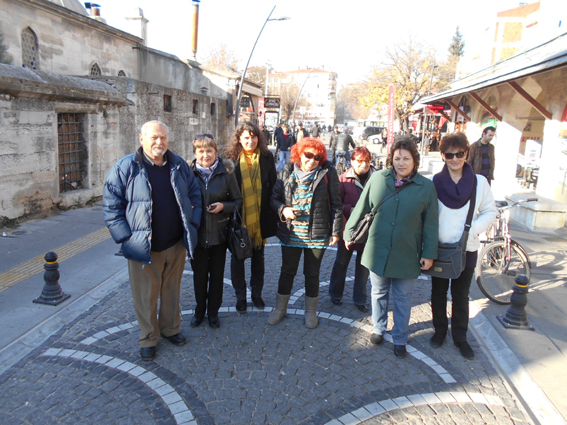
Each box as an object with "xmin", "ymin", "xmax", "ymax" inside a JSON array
[
  {"xmin": 420, "ymin": 63, "xmax": 438, "ymax": 156},
  {"xmin": 234, "ymin": 7, "xmax": 289, "ymax": 127},
  {"xmin": 292, "ymin": 67, "xmax": 313, "ymax": 127}
]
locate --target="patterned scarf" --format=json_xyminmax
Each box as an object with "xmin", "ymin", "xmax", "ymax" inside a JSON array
[
  {"xmin": 195, "ymin": 157, "xmax": 219, "ymax": 183},
  {"xmin": 239, "ymin": 148, "xmax": 263, "ymax": 248},
  {"xmin": 284, "ymin": 165, "xmax": 329, "ymax": 248},
  {"xmin": 394, "ymin": 169, "xmax": 417, "ymax": 187}
]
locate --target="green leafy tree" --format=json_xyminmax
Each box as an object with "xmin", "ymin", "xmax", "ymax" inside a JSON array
[
  {"xmin": 0, "ymin": 30, "xmax": 13, "ymax": 65},
  {"xmin": 448, "ymin": 27, "xmax": 465, "ymax": 57}
]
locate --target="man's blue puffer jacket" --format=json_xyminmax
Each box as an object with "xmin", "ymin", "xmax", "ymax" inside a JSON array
[{"xmin": 103, "ymin": 147, "xmax": 202, "ymax": 264}]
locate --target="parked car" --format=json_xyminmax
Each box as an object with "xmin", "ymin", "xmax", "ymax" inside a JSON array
[
  {"xmin": 367, "ymin": 134, "xmax": 382, "ymax": 144},
  {"xmin": 360, "ymin": 126, "xmax": 384, "ymax": 141}
]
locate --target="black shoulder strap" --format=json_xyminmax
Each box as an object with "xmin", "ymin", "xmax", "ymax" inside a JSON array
[{"xmin": 370, "ymin": 183, "xmax": 409, "ymax": 216}]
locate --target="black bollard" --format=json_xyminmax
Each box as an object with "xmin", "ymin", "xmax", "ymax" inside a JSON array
[
  {"xmin": 497, "ymin": 274, "xmax": 534, "ymax": 331},
  {"xmin": 33, "ymin": 252, "xmax": 71, "ymax": 306}
]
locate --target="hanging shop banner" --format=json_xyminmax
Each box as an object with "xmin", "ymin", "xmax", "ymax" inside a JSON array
[
  {"xmin": 264, "ymin": 97, "xmax": 281, "ymax": 108},
  {"xmin": 387, "ymin": 84, "xmax": 395, "ymax": 154}
]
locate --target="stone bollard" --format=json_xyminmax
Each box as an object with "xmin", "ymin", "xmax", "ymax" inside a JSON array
[
  {"xmin": 497, "ymin": 274, "xmax": 534, "ymax": 331},
  {"xmin": 33, "ymin": 252, "xmax": 71, "ymax": 306}
]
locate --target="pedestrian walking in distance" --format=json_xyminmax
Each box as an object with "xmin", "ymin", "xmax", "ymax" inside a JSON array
[{"xmin": 103, "ymin": 121, "xmax": 202, "ymax": 362}]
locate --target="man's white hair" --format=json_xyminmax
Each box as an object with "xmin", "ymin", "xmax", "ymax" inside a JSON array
[{"xmin": 140, "ymin": 120, "xmax": 169, "ymax": 136}]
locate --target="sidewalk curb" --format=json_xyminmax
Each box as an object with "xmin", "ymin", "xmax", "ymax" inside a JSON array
[
  {"xmin": 469, "ymin": 300, "xmax": 567, "ymax": 425},
  {"xmin": 0, "ymin": 266, "xmax": 128, "ymax": 377}
]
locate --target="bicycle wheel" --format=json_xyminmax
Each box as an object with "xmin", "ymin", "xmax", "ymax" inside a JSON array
[
  {"xmin": 336, "ymin": 161, "xmax": 346, "ymax": 176},
  {"xmin": 475, "ymin": 240, "xmax": 531, "ymax": 305}
]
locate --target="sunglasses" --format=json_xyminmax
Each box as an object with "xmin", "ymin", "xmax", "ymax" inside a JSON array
[
  {"xmin": 443, "ymin": 151, "xmax": 466, "ymax": 159},
  {"xmin": 303, "ymin": 152, "xmax": 323, "ymax": 161},
  {"xmin": 353, "ymin": 159, "xmax": 370, "ymax": 164},
  {"xmin": 195, "ymin": 134, "xmax": 214, "ymax": 140}
]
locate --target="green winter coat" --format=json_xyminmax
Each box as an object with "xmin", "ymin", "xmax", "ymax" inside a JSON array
[{"xmin": 344, "ymin": 168, "xmax": 439, "ymax": 279}]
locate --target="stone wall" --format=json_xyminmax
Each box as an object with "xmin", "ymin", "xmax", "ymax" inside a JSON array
[
  {"xmin": 0, "ymin": 65, "xmax": 234, "ymax": 221},
  {"xmin": 1, "ymin": 0, "xmax": 140, "ymax": 78}
]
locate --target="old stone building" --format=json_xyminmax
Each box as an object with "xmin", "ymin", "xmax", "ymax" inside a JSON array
[{"xmin": 0, "ymin": 0, "xmax": 244, "ymax": 222}]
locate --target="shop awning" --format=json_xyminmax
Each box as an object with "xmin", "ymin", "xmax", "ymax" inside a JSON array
[{"xmin": 422, "ymin": 31, "xmax": 567, "ymax": 105}]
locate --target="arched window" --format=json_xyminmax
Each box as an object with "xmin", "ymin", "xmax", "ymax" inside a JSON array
[
  {"xmin": 118, "ymin": 70, "xmax": 126, "ymax": 77},
  {"xmin": 21, "ymin": 27, "xmax": 39, "ymax": 70},
  {"xmin": 90, "ymin": 63, "xmax": 101, "ymax": 76}
]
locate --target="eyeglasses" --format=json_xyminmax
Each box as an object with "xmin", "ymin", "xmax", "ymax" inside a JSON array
[
  {"xmin": 443, "ymin": 151, "xmax": 466, "ymax": 159},
  {"xmin": 195, "ymin": 134, "xmax": 214, "ymax": 140},
  {"xmin": 352, "ymin": 159, "xmax": 370, "ymax": 164},
  {"xmin": 303, "ymin": 152, "xmax": 323, "ymax": 161}
]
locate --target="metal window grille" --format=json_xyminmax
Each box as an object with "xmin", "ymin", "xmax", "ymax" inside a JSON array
[
  {"xmin": 90, "ymin": 63, "xmax": 101, "ymax": 76},
  {"xmin": 58, "ymin": 113, "xmax": 87, "ymax": 193},
  {"xmin": 21, "ymin": 28, "xmax": 39, "ymax": 70}
]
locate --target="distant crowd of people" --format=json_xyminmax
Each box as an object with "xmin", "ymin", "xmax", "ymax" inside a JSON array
[{"xmin": 104, "ymin": 119, "xmax": 497, "ymax": 363}]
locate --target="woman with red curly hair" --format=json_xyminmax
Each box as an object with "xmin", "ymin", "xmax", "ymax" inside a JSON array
[{"xmin": 268, "ymin": 138, "xmax": 343, "ymax": 328}]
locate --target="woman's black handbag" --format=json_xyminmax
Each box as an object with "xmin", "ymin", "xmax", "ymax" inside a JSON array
[
  {"xmin": 350, "ymin": 184, "xmax": 408, "ymax": 244},
  {"xmin": 228, "ymin": 209, "xmax": 253, "ymax": 261},
  {"xmin": 423, "ymin": 185, "xmax": 476, "ymax": 279}
]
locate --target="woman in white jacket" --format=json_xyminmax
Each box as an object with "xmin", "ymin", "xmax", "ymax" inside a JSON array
[{"xmin": 430, "ymin": 132, "xmax": 497, "ymax": 360}]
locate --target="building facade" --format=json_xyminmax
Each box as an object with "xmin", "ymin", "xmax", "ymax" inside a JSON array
[{"xmin": 0, "ymin": 0, "xmax": 242, "ymax": 222}]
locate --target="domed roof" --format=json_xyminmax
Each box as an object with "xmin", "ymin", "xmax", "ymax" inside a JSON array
[{"xmin": 47, "ymin": 0, "xmax": 88, "ymax": 16}]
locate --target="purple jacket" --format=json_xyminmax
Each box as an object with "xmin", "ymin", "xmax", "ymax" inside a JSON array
[{"xmin": 339, "ymin": 166, "xmax": 375, "ymax": 251}]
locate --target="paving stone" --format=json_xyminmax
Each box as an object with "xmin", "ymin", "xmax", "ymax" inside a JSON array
[{"xmin": 0, "ymin": 240, "xmax": 536, "ymax": 425}]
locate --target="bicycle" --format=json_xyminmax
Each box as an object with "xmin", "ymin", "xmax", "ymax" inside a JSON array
[
  {"xmin": 475, "ymin": 197, "xmax": 537, "ymax": 304},
  {"xmin": 335, "ymin": 152, "xmax": 348, "ymax": 176}
]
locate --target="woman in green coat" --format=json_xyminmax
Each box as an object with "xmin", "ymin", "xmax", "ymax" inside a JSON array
[{"xmin": 344, "ymin": 137, "xmax": 439, "ymax": 359}]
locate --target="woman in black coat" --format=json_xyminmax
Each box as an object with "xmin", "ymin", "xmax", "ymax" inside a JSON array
[
  {"xmin": 190, "ymin": 135, "xmax": 242, "ymax": 328},
  {"xmin": 224, "ymin": 122, "xmax": 278, "ymax": 312},
  {"xmin": 268, "ymin": 138, "xmax": 343, "ymax": 329}
]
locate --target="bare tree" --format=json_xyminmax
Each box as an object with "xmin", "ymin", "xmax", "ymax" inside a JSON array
[
  {"xmin": 246, "ymin": 66, "xmax": 267, "ymax": 87},
  {"xmin": 363, "ymin": 38, "xmax": 439, "ymax": 130},
  {"xmin": 336, "ymin": 84, "xmax": 373, "ymax": 123},
  {"xmin": 278, "ymin": 83, "xmax": 309, "ymax": 123},
  {"xmin": 201, "ymin": 43, "xmax": 240, "ymax": 71}
]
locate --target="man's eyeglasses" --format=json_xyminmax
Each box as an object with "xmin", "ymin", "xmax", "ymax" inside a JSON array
[
  {"xmin": 195, "ymin": 134, "xmax": 214, "ymax": 140},
  {"xmin": 304, "ymin": 152, "xmax": 323, "ymax": 161},
  {"xmin": 443, "ymin": 151, "xmax": 466, "ymax": 159}
]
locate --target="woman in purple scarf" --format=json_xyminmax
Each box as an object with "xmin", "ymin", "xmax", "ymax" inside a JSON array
[{"xmin": 430, "ymin": 133, "xmax": 497, "ymax": 360}]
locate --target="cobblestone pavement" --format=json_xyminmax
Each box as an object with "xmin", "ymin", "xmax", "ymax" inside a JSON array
[{"xmin": 0, "ymin": 239, "xmax": 533, "ymax": 424}]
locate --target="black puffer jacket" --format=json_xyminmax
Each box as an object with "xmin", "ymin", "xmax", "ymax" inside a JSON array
[
  {"xmin": 271, "ymin": 161, "xmax": 343, "ymax": 244},
  {"xmin": 191, "ymin": 158, "xmax": 243, "ymax": 248}
]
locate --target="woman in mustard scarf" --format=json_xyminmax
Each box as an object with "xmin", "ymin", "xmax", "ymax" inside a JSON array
[{"xmin": 224, "ymin": 122, "xmax": 278, "ymax": 312}]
